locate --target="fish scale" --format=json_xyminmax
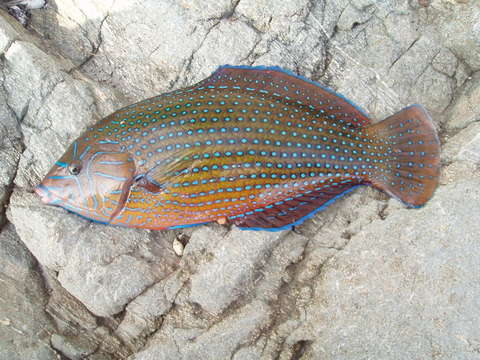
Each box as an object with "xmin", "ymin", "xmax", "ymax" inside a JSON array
[{"xmin": 36, "ymin": 65, "xmax": 440, "ymax": 231}]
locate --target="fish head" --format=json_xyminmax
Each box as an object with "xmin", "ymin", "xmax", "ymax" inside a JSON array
[{"xmin": 35, "ymin": 141, "xmax": 136, "ymax": 223}]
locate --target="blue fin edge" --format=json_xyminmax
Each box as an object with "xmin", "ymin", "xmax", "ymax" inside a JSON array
[
  {"xmin": 215, "ymin": 64, "xmax": 370, "ymax": 119},
  {"xmin": 235, "ymin": 184, "xmax": 362, "ymax": 232}
]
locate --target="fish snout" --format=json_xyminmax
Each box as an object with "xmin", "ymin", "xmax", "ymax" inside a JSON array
[{"xmin": 34, "ymin": 184, "xmax": 55, "ymax": 204}]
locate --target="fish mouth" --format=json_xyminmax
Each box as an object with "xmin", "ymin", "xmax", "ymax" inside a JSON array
[
  {"xmin": 35, "ymin": 184, "xmax": 56, "ymax": 204},
  {"xmin": 35, "ymin": 180, "xmax": 132, "ymax": 223},
  {"xmin": 34, "ymin": 184, "xmax": 68, "ymax": 207}
]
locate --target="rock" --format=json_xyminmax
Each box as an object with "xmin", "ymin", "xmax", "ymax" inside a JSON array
[
  {"xmin": 445, "ymin": 72, "xmax": 480, "ymax": 131},
  {"xmin": 236, "ymin": 0, "xmax": 311, "ymax": 33},
  {"xmin": 284, "ymin": 179, "xmax": 480, "ymax": 359},
  {"xmin": 131, "ymin": 300, "xmax": 271, "ymax": 360},
  {"xmin": 58, "ymin": 245, "xmax": 162, "ymax": 317},
  {"xmin": 30, "ymin": 0, "xmax": 114, "ymax": 66},
  {"xmin": 456, "ymin": 132, "xmax": 480, "ymax": 164},
  {"xmin": 185, "ymin": 300, "xmax": 271, "ymax": 359},
  {"xmin": 1, "ymin": 0, "xmax": 480, "ymax": 359},
  {"xmin": 115, "ymin": 278, "xmax": 174, "ymax": 347},
  {"xmin": 441, "ymin": 122, "xmax": 480, "ymax": 186},
  {"xmin": 443, "ymin": 122, "xmax": 480, "ymax": 165},
  {"xmin": 430, "ymin": 0, "xmax": 480, "ymax": 71},
  {"xmin": 8, "ymin": 190, "xmax": 91, "ymax": 270},
  {"xmin": 0, "ymin": 224, "xmax": 57, "ymax": 360},
  {"xmin": 77, "ymin": 0, "xmax": 215, "ymax": 99},
  {"xmin": 0, "ymin": 98, "xmax": 21, "ymax": 224},
  {"xmin": 187, "ymin": 20, "xmax": 260, "ymax": 83},
  {"xmin": 432, "ymin": 47, "xmax": 458, "ymax": 78},
  {"xmin": 50, "ymin": 333, "xmax": 96, "ymax": 360},
  {"xmin": 188, "ymin": 227, "xmax": 286, "ymax": 315},
  {"xmin": 0, "ymin": 17, "xmax": 23, "ymax": 224},
  {"xmin": 0, "ymin": 11, "xmax": 18, "ymax": 51}
]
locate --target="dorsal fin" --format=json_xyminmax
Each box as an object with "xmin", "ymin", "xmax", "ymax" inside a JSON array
[
  {"xmin": 198, "ymin": 65, "xmax": 371, "ymax": 128},
  {"xmin": 229, "ymin": 182, "xmax": 360, "ymax": 231}
]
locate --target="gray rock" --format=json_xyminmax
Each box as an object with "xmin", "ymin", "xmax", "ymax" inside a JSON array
[
  {"xmin": 0, "ymin": 224, "xmax": 57, "ymax": 360},
  {"xmin": 131, "ymin": 300, "xmax": 271, "ymax": 360},
  {"xmin": 457, "ymin": 132, "xmax": 480, "ymax": 164},
  {"xmin": 30, "ymin": 0, "xmax": 113, "ymax": 66},
  {"xmin": 0, "ymin": 11, "xmax": 18, "ymax": 51},
  {"xmin": 50, "ymin": 333, "xmax": 96, "ymax": 360},
  {"xmin": 115, "ymin": 277, "xmax": 174, "ymax": 347},
  {"xmin": 188, "ymin": 227, "xmax": 287, "ymax": 314},
  {"xmin": 83, "ymin": 0, "xmax": 213, "ymax": 99},
  {"xmin": 445, "ymin": 72, "xmax": 480, "ymax": 131},
  {"xmin": 0, "ymin": 21, "xmax": 121, "ymax": 192},
  {"xmin": 0, "ymin": 17, "xmax": 22, "ymax": 224},
  {"xmin": 129, "ymin": 339, "xmax": 181, "ymax": 360},
  {"xmin": 285, "ymin": 179, "xmax": 480, "ymax": 359},
  {"xmin": 443, "ymin": 122, "xmax": 480, "ymax": 165},
  {"xmin": 8, "ymin": 190, "xmax": 90, "ymax": 270},
  {"xmin": 0, "ymin": 102, "xmax": 21, "ymax": 224},
  {"xmin": 184, "ymin": 300, "xmax": 271, "ymax": 359},
  {"xmin": 188, "ymin": 20, "xmax": 260, "ymax": 82},
  {"xmin": 431, "ymin": 0, "xmax": 480, "ymax": 71}
]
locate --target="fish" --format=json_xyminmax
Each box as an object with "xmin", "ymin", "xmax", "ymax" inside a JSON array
[{"xmin": 35, "ymin": 65, "xmax": 440, "ymax": 231}]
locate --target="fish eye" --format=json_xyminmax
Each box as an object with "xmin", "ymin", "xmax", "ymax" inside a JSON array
[{"xmin": 69, "ymin": 163, "xmax": 82, "ymax": 175}]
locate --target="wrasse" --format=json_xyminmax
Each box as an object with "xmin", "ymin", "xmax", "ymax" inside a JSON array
[{"xmin": 35, "ymin": 65, "xmax": 440, "ymax": 231}]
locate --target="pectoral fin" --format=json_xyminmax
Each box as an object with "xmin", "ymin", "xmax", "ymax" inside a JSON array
[{"xmin": 135, "ymin": 150, "xmax": 198, "ymax": 194}]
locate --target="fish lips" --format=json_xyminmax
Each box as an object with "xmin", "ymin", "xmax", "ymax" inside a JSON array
[{"xmin": 34, "ymin": 184, "xmax": 57, "ymax": 205}]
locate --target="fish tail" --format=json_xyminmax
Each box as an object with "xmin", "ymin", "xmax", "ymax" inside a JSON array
[{"xmin": 366, "ymin": 104, "xmax": 440, "ymax": 207}]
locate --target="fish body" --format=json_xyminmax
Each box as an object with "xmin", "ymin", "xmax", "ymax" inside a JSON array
[{"xmin": 36, "ymin": 65, "xmax": 440, "ymax": 231}]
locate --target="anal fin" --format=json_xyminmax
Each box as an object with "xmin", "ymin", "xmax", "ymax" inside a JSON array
[{"xmin": 231, "ymin": 183, "xmax": 360, "ymax": 231}]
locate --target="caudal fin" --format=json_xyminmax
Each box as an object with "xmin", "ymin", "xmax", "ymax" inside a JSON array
[{"xmin": 366, "ymin": 105, "xmax": 440, "ymax": 207}]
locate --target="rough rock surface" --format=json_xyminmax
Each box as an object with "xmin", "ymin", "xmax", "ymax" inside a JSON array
[{"xmin": 1, "ymin": 0, "xmax": 479, "ymax": 359}]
